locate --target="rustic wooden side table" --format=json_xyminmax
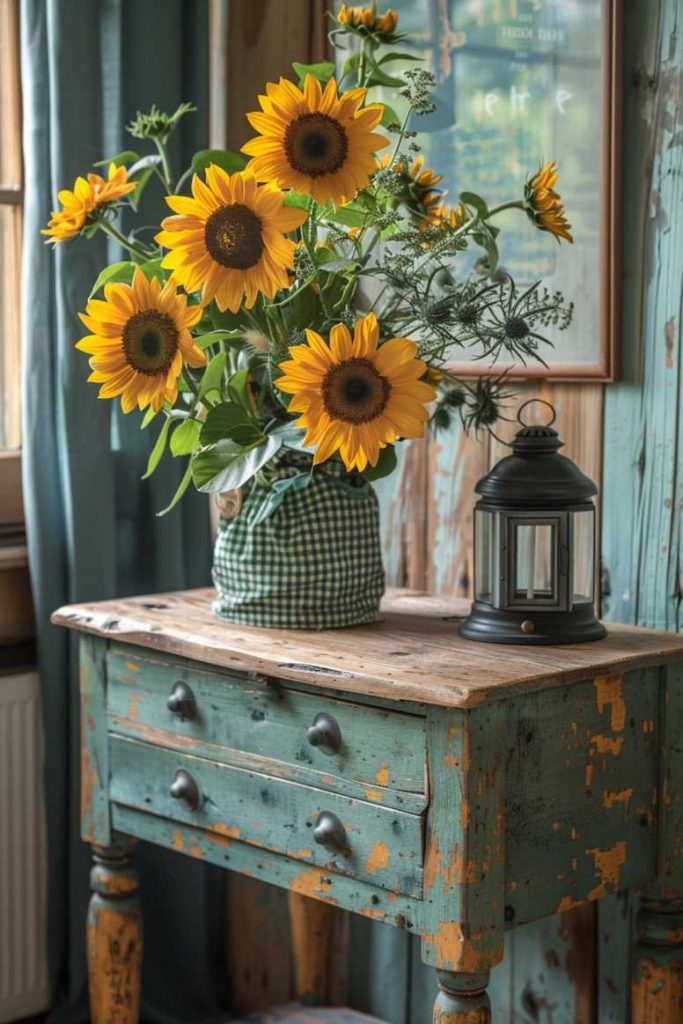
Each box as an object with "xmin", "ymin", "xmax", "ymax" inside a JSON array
[{"xmin": 53, "ymin": 588, "xmax": 683, "ymax": 1023}]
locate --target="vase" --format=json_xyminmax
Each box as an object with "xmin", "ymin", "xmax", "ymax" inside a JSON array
[{"xmin": 212, "ymin": 452, "xmax": 385, "ymax": 629}]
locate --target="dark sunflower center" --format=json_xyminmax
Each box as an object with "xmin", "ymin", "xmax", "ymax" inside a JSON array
[
  {"xmin": 204, "ymin": 203, "xmax": 264, "ymax": 269},
  {"xmin": 122, "ymin": 310, "xmax": 179, "ymax": 376},
  {"xmin": 284, "ymin": 113, "xmax": 349, "ymax": 178},
  {"xmin": 505, "ymin": 316, "xmax": 530, "ymax": 340},
  {"xmin": 322, "ymin": 358, "xmax": 390, "ymax": 424}
]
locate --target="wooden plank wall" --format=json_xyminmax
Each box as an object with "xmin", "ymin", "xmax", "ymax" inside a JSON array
[{"xmin": 216, "ymin": 0, "xmax": 683, "ymax": 1019}]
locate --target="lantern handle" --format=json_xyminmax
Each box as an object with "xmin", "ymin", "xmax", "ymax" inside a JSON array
[{"xmin": 517, "ymin": 399, "xmax": 557, "ymax": 428}]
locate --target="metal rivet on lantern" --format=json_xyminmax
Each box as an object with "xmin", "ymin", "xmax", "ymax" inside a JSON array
[{"xmin": 521, "ymin": 620, "xmax": 535, "ymax": 634}]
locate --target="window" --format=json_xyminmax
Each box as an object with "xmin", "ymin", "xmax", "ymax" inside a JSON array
[{"xmin": 0, "ymin": 0, "xmax": 22, "ymax": 456}]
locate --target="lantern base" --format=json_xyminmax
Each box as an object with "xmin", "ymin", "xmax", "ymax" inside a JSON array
[{"xmin": 459, "ymin": 601, "xmax": 607, "ymax": 645}]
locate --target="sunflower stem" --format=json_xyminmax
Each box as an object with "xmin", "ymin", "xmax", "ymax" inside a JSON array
[
  {"xmin": 154, "ymin": 137, "xmax": 175, "ymax": 193},
  {"xmin": 486, "ymin": 199, "xmax": 525, "ymax": 219},
  {"xmin": 99, "ymin": 220, "xmax": 150, "ymax": 261}
]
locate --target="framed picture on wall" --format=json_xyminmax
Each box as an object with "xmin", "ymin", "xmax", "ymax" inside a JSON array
[{"xmin": 379, "ymin": 0, "xmax": 622, "ymax": 381}]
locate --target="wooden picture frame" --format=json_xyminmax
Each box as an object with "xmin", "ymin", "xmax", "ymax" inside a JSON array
[{"xmin": 391, "ymin": 0, "xmax": 623, "ymax": 381}]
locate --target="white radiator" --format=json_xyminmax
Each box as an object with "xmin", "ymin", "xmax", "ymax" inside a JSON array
[{"xmin": 0, "ymin": 671, "xmax": 50, "ymax": 1022}]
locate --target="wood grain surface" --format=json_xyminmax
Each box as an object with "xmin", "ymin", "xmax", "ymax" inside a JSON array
[{"xmin": 54, "ymin": 587, "xmax": 683, "ymax": 709}]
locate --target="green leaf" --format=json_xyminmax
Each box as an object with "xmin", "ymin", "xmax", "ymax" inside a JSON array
[
  {"xmin": 376, "ymin": 51, "xmax": 422, "ymax": 66},
  {"xmin": 198, "ymin": 352, "xmax": 227, "ymax": 400},
  {"xmin": 93, "ymin": 150, "xmax": 140, "ymax": 168},
  {"xmin": 227, "ymin": 367, "xmax": 251, "ymax": 410},
  {"xmin": 194, "ymin": 329, "xmax": 245, "ymax": 349},
  {"xmin": 284, "ymin": 190, "xmax": 316, "ymax": 212},
  {"xmin": 128, "ymin": 154, "xmax": 163, "ymax": 176},
  {"xmin": 460, "ymin": 191, "xmax": 489, "ymax": 217},
  {"xmin": 140, "ymin": 406, "xmax": 158, "ymax": 430},
  {"xmin": 269, "ymin": 421, "xmax": 313, "ymax": 453},
  {"xmin": 200, "ymin": 402, "xmax": 262, "ymax": 445},
  {"xmin": 366, "ymin": 65, "xmax": 403, "ymax": 88},
  {"xmin": 323, "ymin": 203, "xmax": 367, "ymax": 228},
  {"xmin": 89, "ymin": 261, "xmax": 136, "ymax": 298},
  {"xmin": 156, "ymin": 463, "xmax": 193, "ymax": 516},
  {"xmin": 292, "ymin": 61, "xmax": 336, "ymax": 84},
  {"xmin": 140, "ymin": 257, "xmax": 165, "ymax": 281},
  {"xmin": 341, "ymin": 54, "xmax": 360, "ymax": 78},
  {"xmin": 472, "ymin": 228, "xmax": 499, "ymax": 273},
  {"xmin": 170, "ymin": 418, "xmax": 201, "ymax": 456},
  {"xmin": 191, "ymin": 435, "xmax": 282, "ymax": 493},
  {"xmin": 362, "ymin": 445, "xmax": 398, "ymax": 482},
  {"xmin": 381, "ymin": 104, "xmax": 401, "ymax": 128},
  {"xmin": 318, "ymin": 256, "xmax": 361, "ymax": 273},
  {"xmin": 191, "ymin": 149, "xmax": 246, "ymax": 177},
  {"xmin": 142, "ymin": 417, "xmax": 172, "ymax": 479},
  {"xmin": 251, "ymin": 472, "xmax": 312, "ymax": 526}
]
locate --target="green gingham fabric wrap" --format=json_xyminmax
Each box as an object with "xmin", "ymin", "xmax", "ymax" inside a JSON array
[{"xmin": 212, "ymin": 456, "xmax": 385, "ymax": 629}]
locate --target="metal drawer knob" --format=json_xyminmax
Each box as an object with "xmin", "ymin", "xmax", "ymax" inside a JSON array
[
  {"xmin": 307, "ymin": 712, "xmax": 342, "ymax": 755},
  {"xmin": 167, "ymin": 681, "xmax": 196, "ymax": 719},
  {"xmin": 312, "ymin": 811, "xmax": 347, "ymax": 852},
  {"xmin": 169, "ymin": 768, "xmax": 201, "ymax": 811}
]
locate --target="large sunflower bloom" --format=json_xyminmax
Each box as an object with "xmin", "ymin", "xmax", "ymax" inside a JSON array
[
  {"xmin": 76, "ymin": 267, "xmax": 205, "ymax": 413},
  {"xmin": 242, "ymin": 76, "xmax": 388, "ymax": 206},
  {"xmin": 42, "ymin": 163, "xmax": 137, "ymax": 244},
  {"xmin": 156, "ymin": 166, "xmax": 306, "ymax": 312},
  {"xmin": 525, "ymin": 161, "xmax": 573, "ymax": 243},
  {"xmin": 276, "ymin": 312, "xmax": 435, "ymax": 472}
]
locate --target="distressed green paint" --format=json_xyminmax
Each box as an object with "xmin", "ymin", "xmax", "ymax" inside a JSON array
[
  {"xmin": 506, "ymin": 669, "xmax": 659, "ymax": 924},
  {"xmin": 79, "ymin": 634, "xmax": 110, "ymax": 844},
  {"xmin": 420, "ymin": 703, "xmax": 506, "ymax": 973},
  {"xmin": 112, "ymin": 803, "xmax": 421, "ymax": 931},
  {"xmin": 602, "ymin": 0, "xmax": 683, "ymax": 632},
  {"xmin": 107, "ymin": 645, "xmax": 427, "ymax": 799},
  {"xmin": 109, "ymin": 735, "xmax": 424, "ymax": 897},
  {"xmin": 653, "ymin": 662, "xmax": 683, "ymax": 899}
]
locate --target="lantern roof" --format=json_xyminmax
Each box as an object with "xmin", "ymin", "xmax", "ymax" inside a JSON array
[{"xmin": 475, "ymin": 405, "xmax": 598, "ymax": 508}]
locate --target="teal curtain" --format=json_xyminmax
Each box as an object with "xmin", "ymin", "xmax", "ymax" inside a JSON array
[{"xmin": 21, "ymin": 1, "xmax": 229, "ymax": 1020}]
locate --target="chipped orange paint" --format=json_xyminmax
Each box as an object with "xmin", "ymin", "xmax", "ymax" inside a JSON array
[
  {"xmin": 602, "ymin": 788, "xmax": 633, "ymax": 818},
  {"xmin": 424, "ymin": 835, "xmax": 441, "ymax": 892},
  {"xmin": 422, "ymin": 921, "xmax": 499, "ymax": 972},
  {"xmin": 584, "ymin": 763, "xmax": 594, "ymax": 790},
  {"xmin": 557, "ymin": 895, "xmax": 583, "ymax": 913},
  {"xmin": 510, "ymin": 881, "xmax": 518, "ymax": 894},
  {"xmin": 124, "ymin": 661, "xmax": 140, "ymax": 673},
  {"xmin": 287, "ymin": 848, "xmax": 313, "ymax": 859},
  {"xmin": 363, "ymin": 787, "xmax": 384, "ymax": 802},
  {"xmin": 590, "ymin": 733, "xmax": 624, "ymax": 756},
  {"xmin": 290, "ymin": 867, "xmax": 337, "ymax": 903},
  {"xmin": 360, "ymin": 906, "xmax": 386, "ymax": 920},
  {"xmin": 632, "ymin": 956, "xmax": 683, "ymax": 1021},
  {"xmin": 594, "ymin": 674, "xmax": 626, "ymax": 732},
  {"xmin": 552, "ymin": 821, "xmax": 561, "ymax": 832},
  {"xmin": 585, "ymin": 840, "xmax": 627, "ymax": 899},
  {"xmin": 642, "ymin": 719, "xmax": 655, "ymax": 734},
  {"xmin": 375, "ymin": 763, "xmax": 389, "ymax": 787},
  {"xmin": 128, "ymin": 692, "xmax": 141, "ymax": 721},
  {"xmin": 366, "ymin": 841, "xmax": 390, "ymax": 874},
  {"xmin": 172, "ymin": 830, "xmax": 185, "ymax": 851},
  {"xmin": 444, "ymin": 755, "xmax": 460, "ymax": 768},
  {"xmin": 188, "ymin": 844, "xmax": 203, "ymax": 858}
]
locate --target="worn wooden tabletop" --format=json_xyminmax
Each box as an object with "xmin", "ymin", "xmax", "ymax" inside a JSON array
[{"xmin": 52, "ymin": 587, "xmax": 683, "ymax": 708}]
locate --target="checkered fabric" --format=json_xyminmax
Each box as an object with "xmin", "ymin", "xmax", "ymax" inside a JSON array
[{"xmin": 212, "ymin": 455, "xmax": 385, "ymax": 629}]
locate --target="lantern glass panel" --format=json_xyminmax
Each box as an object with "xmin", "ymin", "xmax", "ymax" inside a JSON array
[
  {"xmin": 513, "ymin": 522, "xmax": 556, "ymax": 603},
  {"xmin": 474, "ymin": 509, "xmax": 494, "ymax": 602},
  {"xmin": 572, "ymin": 508, "xmax": 595, "ymax": 603}
]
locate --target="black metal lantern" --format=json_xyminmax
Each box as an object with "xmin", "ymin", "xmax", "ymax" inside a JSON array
[{"xmin": 460, "ymin": 401, "xmax": 606, "ymax": 645}]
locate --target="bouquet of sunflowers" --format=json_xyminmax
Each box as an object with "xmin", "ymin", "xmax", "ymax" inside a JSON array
[{"xmin": 44, "ymin": 3, "xmax": 573, "ymax": 519}]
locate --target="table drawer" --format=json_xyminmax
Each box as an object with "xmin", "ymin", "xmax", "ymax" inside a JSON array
[
  {"xmin": 109, "ymin": 736, "xmax": 424, "ymax": 896},
  {"xmin": 107, "ymin": 646, "xmax": 426, "ymax": 794}
]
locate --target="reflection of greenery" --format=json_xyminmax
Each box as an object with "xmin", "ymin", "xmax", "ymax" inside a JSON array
[{"xmin": 377, "ymin": 0, "xmax": 603, "ymax": 361}]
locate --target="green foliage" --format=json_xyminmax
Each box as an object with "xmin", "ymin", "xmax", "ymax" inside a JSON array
[
  {"xmin": 292, "ymin": 61, "xmax": 336, "ymax": 85},
  {"xmin": 191, "ymin": 149, "xmax": 246, "ymax": 177},
  {"xmin": 191, "ymin": 435, "xmax": 282, "ymax": 494}
]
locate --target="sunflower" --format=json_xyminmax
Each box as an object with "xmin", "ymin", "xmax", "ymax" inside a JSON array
[
  {"xmin": 276, "ymin": 312, "xmax": 436, "ymax": 472},
  {"xmin": 337, "ymin": 4, "xmax": 399, "ymax": 37},
  {"xmin": 427, "ymin": 200, "xmax": 468, "ymax": 231},
  {"xmin": 242, "ymin": 76, "xmax": 388, "ymax": 206},
  {"xmin": 525, "ymin": 161, "xmax": 573, "ymax": 243},
  {"xmin": 156, "ymin": 166, "xmax": 306, "ymax": 312},
  {"xmin": 42, "ymin": 163, "xmax": 137, "ymax": 244},
  {"xmin": 378, "ymin": 152, "xmax": 444, "ymax": 226},
  {"xmin": 76, "ymin": 267, "xmax": 205, "ymax": 413}
]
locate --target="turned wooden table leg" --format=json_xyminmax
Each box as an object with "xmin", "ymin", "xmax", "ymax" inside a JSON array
[
  {"xmin": 631, "ymin": 895, "xmax": 683, "ymax": 1023},
  {"xmin": 287, "ymin": 890, "xmax": 335, "ymax": 1004},
  {"xmin": 87, "ymin": 838, "xmax": 142, "ymax": 1024},
  {"xmin": 433, "ymin": 969, "xmax": 491, "ymax": 1024}
]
